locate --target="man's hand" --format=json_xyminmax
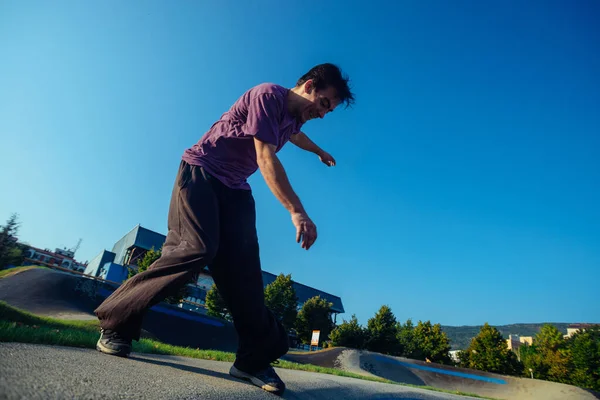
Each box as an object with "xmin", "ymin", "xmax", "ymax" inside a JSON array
[
  {"xmin": 292, "ymin": 212, "xmax": 317, "ymax": 250},
  {"xmin": 318, "ymin": 150, "xmax": 336, "ymax": 167},
  {"xmin": 290, "ymin": 132, "xmax": 336, "ymax": 167},
  {"xmin": 255, "ymin": 138, "xmax": 318, "ymax": 249}
]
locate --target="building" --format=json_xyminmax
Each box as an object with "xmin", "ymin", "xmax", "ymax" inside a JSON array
[
  {"xmin": 23, "ymin": 245, "xmax": 87, "ymax": 273},
  {"xmin": 85, "ymin": 224, "xmax": 345, "ymax": 318},
  {"xmin": 564, "ymin": 323, "xmax": 597, "ymax": 339},
  {"xmin": 506, "ymin": 334, "xmax": 533, "ymax": 351},
  {"xmin": 449, "ymin": 350, "xmax": 461, "ymax": 363}
]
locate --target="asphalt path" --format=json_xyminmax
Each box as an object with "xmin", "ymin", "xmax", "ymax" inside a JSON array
[{"xmin": 0, "ymin": 343, "xmax": 479, "ymax": 400}]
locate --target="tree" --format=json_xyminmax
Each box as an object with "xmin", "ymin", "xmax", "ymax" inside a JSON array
[
  {"xmin": 296, "ymin": 296, "xmax": 334, "ymax": 346},
  {"xmin": 366, "ymin": 305, "xmax": 401, "ymax": 355},
  {"xmin": 412, "ymin": 320, "xmax": 452, "ymax": 364},
  {"xmin": 128, "ymin": 247, "xmax": 161, "ymax": 278},
  {"xmin": 128, "ymin": 247, "xmax": 188, "ymax": 304},
  {"xmin": 205, "ymin": 283, "xmax": 232, "ymax": 321},
  {"xmin": 329, "ymin": 314, "xmax": 367, "ymax": 349},
  {"xmin": 567, "ymin": 326, "xmax": 600, "ymax": 391},
  {"xmin": 264, "ymin": 273, "xmax": 298, "ymax": 331},
  {"xmin": 397, "ymin": 319, "xmax": 417, "ymax": 358},
  {"xmin": 519, "ymin": 343, "xmax": 546, "ymax": 379},
  {"xmin": 534, "ymin": 324, "xmax": 571, "ymax": 383},
  {"xmin": 0, "ymin": 213, "xmax": 25, "ymax": 269},
  {"xmin": 536, "ymin": 324, "xmax": 564, "ymax": 353},
  {"xmin": 459, "ymin": 323, "xmax": 523, "ymax": 376}
]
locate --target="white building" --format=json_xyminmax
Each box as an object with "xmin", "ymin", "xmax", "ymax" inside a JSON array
[{"xmin": 23, "ymin": 245, "xmax": 87, "ymax": 272}]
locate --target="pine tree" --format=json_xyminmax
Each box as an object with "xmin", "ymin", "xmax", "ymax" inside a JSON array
[
  {"xmin": 397, "ymin": 319, "xmax": 417, "ymax": 358},
  {"xmin": 330, "ymin": 314, "xmax": 367, "ymax": 349},
  {"xmin": 264, "ymin": 273, "xmax": 298, "ymax": 331},
  {"xmin": 0, "ymin": 213, "xmax": 25, "ymax": 269},
  {"xmin": 412, "ymin": 320, "xmax": 452, "ymax": 364},
  {"xmin": 534, "ymin": 324, "xmax": 571, "ymax": 383},
  {"xmin": 205, "ymin": 283, "xmax": 232, "ymax": 321},
  {"xmin": 459, "ymin": 323, "xmax": 523, "ymax": 375},
  {"xmin": 567, "ymin": 326, "xmax": 600, "ymax": 391},
  {"xmin": 296, "ymin": 296, "xmax": 334, "ymax": 346},
  {"xmin": 366, "ymin": 305, "xmax": 401, "ymax": 355}
]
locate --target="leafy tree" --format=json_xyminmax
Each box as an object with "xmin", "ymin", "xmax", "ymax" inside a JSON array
[
  {"xmin": 264, "ymin": 273, "xmax": 298, "ymax": 331},
  {"xmin": 0, "ymin": 213, "xmax": 25, "ymax": 269},
  {"xmin": 366, "ymin": 305, "xmax": 401, "ymax": 355},
  {"xmin": 519, "ymin": 343, "xmax": 546, "ymax": 379},
  {"xmin": 296, "ymin": 296, "xmax": 334, "ymax": 346},
  {"xmin": 205, "ymin": 283, "xmax": 232, "ymax": 321},
  {"xmin": 534, "ymin": 324, "xmax": 571, "ymax": 383},
  {"xmin": 567, "ymin": 326, "xmax": 600, "ymax": 391},
  {"xmin": 536, "ymin": 324, "xmax": 564, "ymax": 353},
  {"xmin": 128, "ymin": 247, "xmax": 161, "ymax": 278},
  {"xmin": 397, "ymin": 319, "xmax": 417, "ymax": 358},
  {"xmin": 329, "ymin": 314, "xmax": 368, "ymax": 349},
  {"xmin": 459, "ymin": 323, "xmax": 523, "ymax": 376},
  {"xmin": 128, "ymin": 247, "xmax": 188, "ymax": 304},
  {"xmin": 412, "ymin": 320, "xmax": 452, "ymax": 364}
]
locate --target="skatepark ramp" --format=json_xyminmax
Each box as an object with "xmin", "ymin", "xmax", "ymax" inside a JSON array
[
  {"xmin": 283, "ymin": 347, "xmax": 598, "ymax": 400},
  {"xmin": 2, "ymin": 268, "xmax": 598, "ymax": 400},
  {"xmin": 0, "ymin": 267, "xmax": 239, "ymax": 352}
]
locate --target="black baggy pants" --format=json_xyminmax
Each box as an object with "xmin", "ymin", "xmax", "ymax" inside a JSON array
[{"xmin": 94, "ymin": 160, "xmax": 289, "ymax": 372}]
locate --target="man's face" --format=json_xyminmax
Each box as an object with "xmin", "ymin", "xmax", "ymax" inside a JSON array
[{"xmin": 297, "ymin": 80, "xmax": 340, "ymax": 123}]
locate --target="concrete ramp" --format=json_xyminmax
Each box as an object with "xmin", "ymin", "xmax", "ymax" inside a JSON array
[
  {"xmin": 284, "ymin": 348, "xmax": 598, "ymax": 400},
  {"xmin": 0, "ymin": 267, "xmax": 239, "ymax": 352}
]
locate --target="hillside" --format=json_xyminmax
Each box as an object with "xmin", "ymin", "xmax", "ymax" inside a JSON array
[{"xmin": 442, "ymin": 323, "xmax": 571, "ymax": 350}]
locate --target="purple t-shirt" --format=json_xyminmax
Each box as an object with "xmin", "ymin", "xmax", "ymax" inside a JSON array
[{"xmin": 182, "ymin": 83, "xmax": 304, "ymax": 190}]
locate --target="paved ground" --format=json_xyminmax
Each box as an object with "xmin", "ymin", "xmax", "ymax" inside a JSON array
[{"xmin": 0, "ymin": 343, "xmax": 478, "ymax": 400}]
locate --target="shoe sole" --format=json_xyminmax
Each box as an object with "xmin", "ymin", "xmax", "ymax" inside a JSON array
[
  {"xmin": 96, "ymin": 339, "xmax": 131, "ymax": 358},
  {"xmin": 229, "ymin": 365, "xmax": 284, "ymax": 395}
]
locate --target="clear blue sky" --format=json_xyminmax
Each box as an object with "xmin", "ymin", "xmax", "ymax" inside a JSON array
[{"xmin": 1, "ymin": 1, "xmax": 599, "ymax": 327}]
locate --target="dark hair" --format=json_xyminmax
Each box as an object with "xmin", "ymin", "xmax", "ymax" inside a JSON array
[{"xmin": 296, "ymin": 63, "xmax": 355, "ymax": 108}]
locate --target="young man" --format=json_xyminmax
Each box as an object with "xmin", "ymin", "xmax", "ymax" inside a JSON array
[{"xmin": 94, "ymin": 63, "xmax": 355, "ymax": 395}]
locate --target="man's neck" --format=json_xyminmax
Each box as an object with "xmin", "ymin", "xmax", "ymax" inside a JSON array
[{"xmin": 287, "ymin": 87, "xmax": 303, "ymax": 118}]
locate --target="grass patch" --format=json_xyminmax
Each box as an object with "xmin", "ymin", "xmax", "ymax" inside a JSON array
[
  {"xmin": 0, "ymin": 265, "xmax": 46, "ymax": 280},
  {"xmin": 0, "ymin": 302, "xmax": 492, "ymax": 398},
  {"xmin": 0, "ymin": 301, "xmax": 99, "ymax": 331}
]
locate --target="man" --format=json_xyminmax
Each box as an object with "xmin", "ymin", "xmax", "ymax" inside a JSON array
[{"xmin": 94, "ymin": 63, "xmax": 355, "ymax": 395}]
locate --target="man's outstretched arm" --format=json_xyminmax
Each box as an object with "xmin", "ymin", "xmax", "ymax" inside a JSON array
[
  {"xmin": 254, "ymin": 138, "xmax": 318, "ymax": 250},
  {"xmin": 289, "ymin": 132, "xmax": 336, "ymax": 167}
]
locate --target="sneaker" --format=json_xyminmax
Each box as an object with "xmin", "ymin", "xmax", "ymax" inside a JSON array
[
  {"xmin": 229, "ymin": 364, "xmax": 286, "ymax": 395},
  {"xmin": 96, "ymin": 328, "xmax": 132, "ymax": 357}
]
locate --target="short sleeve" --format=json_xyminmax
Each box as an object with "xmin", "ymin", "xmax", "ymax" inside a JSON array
[{"xmin": 243, "ymin": 93, "xmax": 282, "ymax": 146}]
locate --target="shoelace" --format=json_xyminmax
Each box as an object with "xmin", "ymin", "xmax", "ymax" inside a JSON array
[{"xmin": 101, "ymin": 328, "xmax": 131, "ymax": 344}]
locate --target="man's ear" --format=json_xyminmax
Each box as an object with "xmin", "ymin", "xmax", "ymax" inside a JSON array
[{"xmin": 304, "ymin": 79, "xmax": 313, "ymax": 94}]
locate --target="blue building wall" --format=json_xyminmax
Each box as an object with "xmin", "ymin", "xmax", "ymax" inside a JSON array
[
  {"xmin": 134, "ymin": 226, "xmax": 167, "ymax": 252},
  {"xmin": 100, "ymin": 262, "xmax": 129, "ymax": 283},
  {"xmin": 111, "ymin": 226, "xmax": 139, "ymax": 265},
  {"xmin": 84, "ymin": 250, "xmax": 116, "ymax": 277},
  {"xmin": 111, "ymin": 225, "xmax": 167, "ymax": 265}
]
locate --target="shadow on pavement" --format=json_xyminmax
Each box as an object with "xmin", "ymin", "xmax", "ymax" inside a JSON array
[
  {"xmin": 130, "ymin": 355, "xmax": 240, "ymax": 385},
  {"xmin": 584, "ymin": 389, "xmax": 600, "ymax": 399}
]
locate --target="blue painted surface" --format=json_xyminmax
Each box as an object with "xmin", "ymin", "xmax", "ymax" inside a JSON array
[
  {"xmin": 102, "ymin": 262, "xmax": 128, "ymax": 283},
  {"xmin": 97, "ymin": 288, "xmax": 224, "ymax": 327},
  {"xmin": 373, "ymin": 355, "xmax": 507, "ymax": 385}
]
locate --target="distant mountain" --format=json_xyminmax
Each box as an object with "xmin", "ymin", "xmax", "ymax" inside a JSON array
[{"xmin": 441, "ymin": 323, "xmax": 571, "ymax": 350}]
